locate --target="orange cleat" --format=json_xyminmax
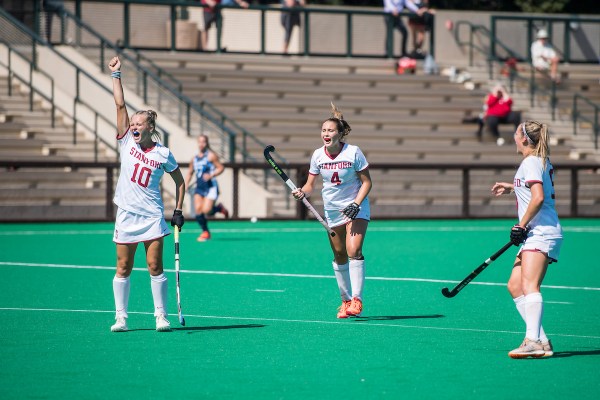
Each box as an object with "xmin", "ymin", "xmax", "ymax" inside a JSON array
[
  {"xmin": 197, "ymin": 231, "xmax": 211, "ymax": 242},
  {"xmin": 346, "ymin": 297, "xmax": 363, "ymax": 317},
  {"xmin": 337, "ymin": 300, "xmax": 352, "ymax": 319}
]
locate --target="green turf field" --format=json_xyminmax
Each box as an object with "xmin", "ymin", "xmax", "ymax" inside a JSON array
[{"xmin": 1, "ymin": 219, "xmax": 599, "ymax": 399}]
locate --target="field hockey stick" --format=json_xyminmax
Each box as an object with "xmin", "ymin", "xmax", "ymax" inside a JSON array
[
  {"xmin": 174, "ymin": 227, "xmax": 185, "ymax": 326},
  {"xmin": 441, "ymin": 241, "xmax": 513, "ymax": 298},
  {"xmin": 264, "ymin": 145, "xmax": 336, "ymax": 237}
]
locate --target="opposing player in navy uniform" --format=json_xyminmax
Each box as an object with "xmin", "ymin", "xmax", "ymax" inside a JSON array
[
  {"xmin": 185, "ymin": 134, "xmax": 229, "ymax": 242},
  {"xmin": 492, "ymin": 120, "xmax": 563, "ymax": 358},
  {"xmin": 108, "ymin": 56, "xmax": 186, "ymax": 332},
  {"xmin": 292, "ymin": 104, "xmax": 372, "ymax": 318}
]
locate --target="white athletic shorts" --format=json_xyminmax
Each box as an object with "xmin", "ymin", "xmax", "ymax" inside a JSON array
[
  {"xmin": 325, "ymin": 201, "xmax": 370, "ymax": 228},
  {"xmin": 518, "ymin": 234, "xmax": 562, "ymax": 263},
  {"xmin": 113, "ymin": 208, "xmax": 171, "ymax": 244}
]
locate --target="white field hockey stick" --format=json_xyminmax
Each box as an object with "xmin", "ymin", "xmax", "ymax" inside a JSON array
[
  {"xmin": 264, "ymin": 145, "xmax": 336, "ymax": 237},
  {"xmin": 441, "ymin": 241, "xmax": 513, "ymax": 298},
  {"xmin": 174, "ymin": 227, "xmax": 185, "ymax": 325}
]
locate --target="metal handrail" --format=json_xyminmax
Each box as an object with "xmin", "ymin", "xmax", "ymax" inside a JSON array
[
  {"xmin": 0, "ymin": 42, "xmax": 117, "ymax": 161},
  {"xmin": 49, "ymin": 7, "xmax": 278, "ymax": 164},
  {"xmin": 573, "ymin": 94, "xmax": 600, "ymax": 149},
  {"xmin": 454, "ymin": 20, "xmax": 559, "ymax": 120}
]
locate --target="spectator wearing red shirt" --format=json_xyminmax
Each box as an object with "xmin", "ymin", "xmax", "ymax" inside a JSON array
[{"xmin": 478, "ymin": 84, "xmax": 521, "ymax": 146}]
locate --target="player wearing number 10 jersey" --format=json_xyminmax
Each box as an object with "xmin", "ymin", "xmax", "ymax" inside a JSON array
[
  {"xmin": 107, "ymin": 56, "xmax": 186, "ymax": 333},
  {"xmin": 292, "ymin": 103, "xmax": 372, "ymax": 319},
  {"xmin": 491, "ymin": 120, "xmax": 563, "ymax": 359}
]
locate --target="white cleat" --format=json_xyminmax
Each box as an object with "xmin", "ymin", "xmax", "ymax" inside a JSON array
[
  {"xmin": 156, "ymin": 315, "xmax": 171, "ymax": 332},
  {"xmin": 110, "ymin": 316, "xmax": 128, "ymax": 332}
]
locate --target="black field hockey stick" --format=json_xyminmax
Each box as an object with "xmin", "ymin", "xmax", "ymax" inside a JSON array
[
  {"xmin": 264, "ymin": 145, "xmax": 336, "ymax": 237},
  {"xmin": 174, "ymin": 227, "xmax": 185, "ymax": 325},
  {"xmin": 441, "ymin": 241, "xmax": 513, "ymax": 298}
]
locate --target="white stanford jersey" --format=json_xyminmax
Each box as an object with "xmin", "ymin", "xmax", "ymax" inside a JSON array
[
  {"xmin": 309, "ymin": 143, "xmax": 369, "ymax": 211},
  {"xmin": 113, "ymin": 130, "xmax": 179, "ymax": 217},
  {"xmin": 514, "ymin": 156, "xmax": 562, "ymax": 238}
]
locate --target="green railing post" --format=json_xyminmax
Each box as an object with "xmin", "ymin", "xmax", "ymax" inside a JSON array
[
  {"xmin": 595, "ymin": 108, "xmax": 599, "ymax": 149},
  {"xmin": 346, "ymin": 12, "xmax": 352, "ymax": 57},
  {"xmin": 303, "ymin": 10, "xmax": 310, "ymax": 56},
  {"xmin": 170, "ymin": 5, "xmax": 177, "ymax": 51},
  {"xmin": 260, "ymin": 9, "xmax": 266, "ymax": 54},
  {"xmin": 563, "ymin": 20, "xmax": 571, "ymax": 62},
  {"xmin": 572, "ymin": 95, "xmax": 577, "ymax": 136},
  {"xmin": 216, "ymin": 9, "xmax": 223, "ymax": 53}
]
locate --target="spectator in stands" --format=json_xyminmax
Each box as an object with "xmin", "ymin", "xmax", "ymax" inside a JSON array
[
  {"xmin": 291, "ymin": 103, "xmax": 372, "ymax": 319},
  {"xmin": 477, "ymin": 84, "xmax": 521, "ymax": 146},
  {"xmin": 383, "ymin": 0, "xmax": 420, "ymax": 57},
  {"xmin": 107, "ymin": 56, "xmax": 186, "ymax": 333},
  {"xmin": 407, "ymin": 0, "xmax": 435, "ymax": 59},
  {"xmin": 491, "ymin": 120, "xmax": 562, "ymax": 359},
  {"xmin": 185, "ymin": 134, "xmax": 229, "ymax": 242},
  {"xmin": 531, "ymin": 29, "xmax": 561, "ymax": 83},
  {"xmin": 200, "ymin": 0, "xmax": 249, "ymax": 51},
  {"xmin": 280, "ymin": 0, "xmax": 306, "ymax": 54},
  {"xmin": 42, "ymin": 0, "xmax": 64, "ymax": 43}
]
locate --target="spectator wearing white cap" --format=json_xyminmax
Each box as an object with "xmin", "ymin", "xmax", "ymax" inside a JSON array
[{"xmin": 531, "ymin": 29, "xmax": 560, "ymax": 83}]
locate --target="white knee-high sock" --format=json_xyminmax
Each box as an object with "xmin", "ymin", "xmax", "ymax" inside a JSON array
[
  {"xmin": 332, "ymin": 261, "xmax": 351, "ymax": 301},
  {"xmin": 113, "ymin": 276, "xmax": 130, "ymax": 319},
  {"xmin": 514, "ymin": 295, "xmax": 548, "ymax": 342},
  {"xmin": 349, "ymin": 257, "xmax": 365, "ymax": 300},
  {"xmin": 150, "ymin": 273, "xmax": 168, "ymax": 317},
  {"xmin": 523, "ymin": 292, "xmax": 544, "ymax": 341}
]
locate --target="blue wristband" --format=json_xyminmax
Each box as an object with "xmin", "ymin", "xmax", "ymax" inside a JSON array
[{"xmin": 111, "ymin": 71, "xmax": 121, "ymax": 79}]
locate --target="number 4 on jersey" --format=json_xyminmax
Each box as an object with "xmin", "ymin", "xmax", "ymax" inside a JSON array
[{"xmin": 331, "ymin": 172, "xmax": 341, "ymax": 185}]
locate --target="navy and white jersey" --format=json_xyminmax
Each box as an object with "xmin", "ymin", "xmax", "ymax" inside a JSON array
[
  {"xmin": 309, "ymin": 143, "xmax": 369, "ymax": 211},
  {"xmin": 514, "ymin": 156, "xmax": 562, "ymax": 238},
  {"xmin": 191, "ymin": 150, "xmax": 218, "ymax": 192},
  {"xmin": 113, "ymin": 130, "xmax": 178, "ymax": 217}
]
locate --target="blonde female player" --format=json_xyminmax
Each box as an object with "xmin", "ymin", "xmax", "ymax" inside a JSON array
[
  {"xmin": 108, "ymin": 56, "xmax": 186, "ymax": 333},
  {"xmin": 185, "ymin": 134, "xmax": 229, "ymax": 242},
  {"xmin": 292, "ymin": 104, "xmax": 372, "ymax": 318},
  {"xmin": 491, "ymin": 120, "xmax": 562, "ymax": 358}
]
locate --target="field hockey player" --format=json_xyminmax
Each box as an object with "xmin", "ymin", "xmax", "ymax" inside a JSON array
[
  {"xmin": 292, "ymin": 103, "xmax": 372, "ymax": 318},
  {"xmin": 491, "ymin": 120, "xmax": 563, "ymax": 358},
  {"xmin": 108, "ymin": 56, "xmax": 186, "ymax": 333}
]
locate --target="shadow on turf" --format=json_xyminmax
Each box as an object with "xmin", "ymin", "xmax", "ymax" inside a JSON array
[
  {"xmin": 351, "ymin": 314, "xmax": 444, "ymax": 322},
  {"xmin": 123, "ymin": 324, "xmax": 266, "ymax": 332},
  {"xmin": 551, "ymin": 349, "xmax": 600, "ymax": 358},
  {"xmin": 173, "ymin": 323, "xmax": 267, "ymax": 333}
]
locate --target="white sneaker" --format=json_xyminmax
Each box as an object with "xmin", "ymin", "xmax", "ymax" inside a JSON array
[
  {"xmin": 508, "ymin": 338, "xmax": 545, "ymax": 359},
  {"xmin": 541, "ymin": 339, "xmax": 554, "ymax": 357},
  {"xmin": 496, "ymin": 137, "xmax": 505, "ymax": 146},
  {"xmin": 156, "ymin": 315, "xmax": 171, "ymax": 332},
  {"xmin": 110, "ymin": 316, "xmax": 128, "ymax": 332}
]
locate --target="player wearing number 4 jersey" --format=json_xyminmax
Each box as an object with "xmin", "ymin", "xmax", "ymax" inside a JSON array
[
  {"xmin": 491, "ymin": 120, "xmax": 562, "ymax": 358},
  {"xmin": 292, "ymin": 103, "xmax": 372, "ymax": 318},
  {"xmin": 108, "ymin": 56, "xmax": 186, "ymax": 333}
]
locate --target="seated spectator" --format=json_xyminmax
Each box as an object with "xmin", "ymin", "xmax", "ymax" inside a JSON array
[
  {"xmin": 407, "ymin": 0, "xmax": 435, "ymax": 59},
  {"xmin": 531, "ymin": 29, "xmax": 560, "ymax": 83},
  {"xmin": 477, "ymin": 84, "xmax": 521, "ymax": 146}
]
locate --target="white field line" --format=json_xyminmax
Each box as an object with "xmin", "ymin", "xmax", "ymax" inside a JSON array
[
  {"xmin": 1, "ymin": 261, "xmax": 599, "ymax": 292},
  {"xmin": 0, "ymin": 306, "xmax": 598, "ymax": 340},
  {"xmin": 0, "ymin": 226, "xmax": 599, "ymax": 236}
]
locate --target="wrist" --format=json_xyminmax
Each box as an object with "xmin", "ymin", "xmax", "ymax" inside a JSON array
[{"xmin": 111, "ymin": 70, "xmax": 121, "ymax": 79}]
